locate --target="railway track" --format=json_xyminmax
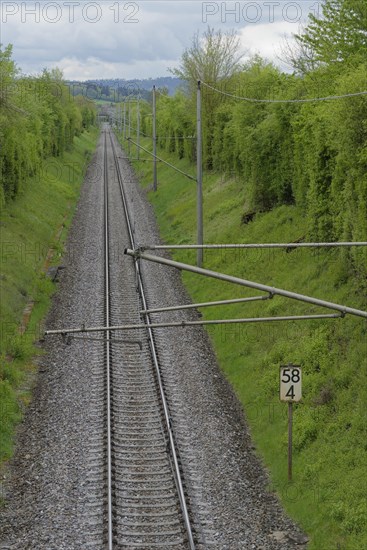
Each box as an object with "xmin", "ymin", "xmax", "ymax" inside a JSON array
[
  {"xmin": 0, "ymin": 122, "xmax": 306, "ymax": 550},
  {"xmin": 101, "ymin": 125, "xmax": 197, "ymax": 549}
]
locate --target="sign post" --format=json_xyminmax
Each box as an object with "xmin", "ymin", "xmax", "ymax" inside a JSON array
[
  {"xmin": 280, "ymin": 364, "xmax": 302, "ymax": 481},
  {"xmin": 288, "ymin": 401, "xmax": 293, "ymax": 481}
]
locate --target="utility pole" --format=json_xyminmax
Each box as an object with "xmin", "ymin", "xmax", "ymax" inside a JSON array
[
  {"xmin": 196, "ymin": 80, "xmax": 203, "ymax": 267},
  {"xmin": 152, "ymin": 85, "xmax": 157, "ymax": 191},
  {"xmin": 137, "ymin": 98, "xmax": 140, "ymax": 160},
  {"xmin": 123, "ymin": 101, "xmax": 126, "ymax": 140},
  {"xmin": 128, "ymin": 99, "xmax": 131, "ymax": 157}
]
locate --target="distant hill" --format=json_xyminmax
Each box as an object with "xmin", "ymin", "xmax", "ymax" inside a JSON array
[{"xmin": 67, "ymin": 77, "xmax": 184, "ymax": 102}]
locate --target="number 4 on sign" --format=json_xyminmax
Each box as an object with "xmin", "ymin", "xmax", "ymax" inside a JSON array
[{"xmin": 280, "ymin": 365, "xmax": 302, "ymax": 402}]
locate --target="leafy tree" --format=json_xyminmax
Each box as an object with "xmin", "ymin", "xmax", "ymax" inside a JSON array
[
  {"xmin": 279, "ymin": 28, "xmax": 320, "ymax": 74},
  {"xmin": 296, "ymin": 0, "xmax": 367, "ymax": 65},
  {"xmin": 170, "ymin": 26, "xmax": 243, "ymax": 88},
  {"xmin": 170, "ymin": 27, "xmax": 245, "ymax": 169},
  {"xmin": 0, "ymin": 44, "xmax": 28, "ymax": 116},
  {"xmin": 0, "ymin": 45, "xmax": 95, "ymax": 205},
  {"xmin": 153, "ymin": 22, "xmax": 367, "ymax": 277}
]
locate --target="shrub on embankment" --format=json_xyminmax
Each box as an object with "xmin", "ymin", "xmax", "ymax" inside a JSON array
[{"xmin": 0, "ymin": 44, "xmax": 96, "ymax": 206}]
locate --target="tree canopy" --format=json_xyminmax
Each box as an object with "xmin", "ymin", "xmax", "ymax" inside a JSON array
[
  {"xmin": 295, "ymin": 0, "xmax": 367, "ymax": 66},
  {"xmin": 170, "ymin": 26, "xmax": 244, "ymax": 87},
  {"xmin": 143, "ymin": 10, "xmax": 366, "ymax": 277},
  {"xmin": 0, "ymin": 45, "xmax": 96, "ymax": 205}
]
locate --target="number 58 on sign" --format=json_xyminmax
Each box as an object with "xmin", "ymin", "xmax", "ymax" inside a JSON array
[{"xmin": 280, "ymin": 365, "xmax": 302, "ymax": 402}]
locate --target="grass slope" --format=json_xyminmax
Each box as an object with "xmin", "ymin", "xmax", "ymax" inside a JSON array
[
  {"xmin": 128, "ymin": 136, "xmax": 367, "ymax": 550},
  {"xmin": 0, "ymin": 128, "xmax": 99, "ymax": 470}
]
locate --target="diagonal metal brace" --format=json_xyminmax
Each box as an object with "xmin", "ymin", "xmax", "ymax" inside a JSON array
[{"xmin": 125, "ymin": 248, "xmax": 367, "ymax": 319}]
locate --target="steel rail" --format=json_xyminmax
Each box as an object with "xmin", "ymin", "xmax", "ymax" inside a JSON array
[
  {"xmin": 109, "ymin": 131, "xmax": 196, "ymax": 550},
  {"xmin": 139, "ymin": 242, "xmax": 367, "ymax": 251},
  {"xmin": 125, "ymin": 249, "xmax": 367, "ymax": 320},
  {"xmin": 103, "ymin": 131, "xmax": 114, "ymax": 550}
]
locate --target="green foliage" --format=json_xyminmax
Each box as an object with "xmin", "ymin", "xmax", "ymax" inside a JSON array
[
  {"xmin": 142, "ymin": 46, "xmax": 367, "ymax": 279},
  {"xmin": 145, "ymin": 12, "xmax": 366, "ymax": 282},
  {"xmin": 0, "ymin": 127, "xmax": 99, "ymax": 468},
  {"xmin": 132, "ymin": 139, "xmax": 367, "ymax": 549},
  {"xmin": 0, "ymin": 45, "xmax": 96, "ymax": 205},
  {"xmin": 296, "ymin": 0, "xmax": 367, "ymax": 66},
  {"xmin": 152, "ymin": 92, "xmax": 196, "ymax": 162},
  {"xmin": 170, "ymin": 26, "xmax": 242, "ymax": 89},
  {"xmin": 0, "ymin": 380, "xmax": 22, "ymax": 462}
]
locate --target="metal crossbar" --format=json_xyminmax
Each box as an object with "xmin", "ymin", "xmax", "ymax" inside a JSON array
[
  {"xmin": 139, "ymin": 242, "xmax": 367, "ymax": 251},
  {"xmin": 43, "ymin": 244, "xmax": 367, "ymax": 338},
  {"xmin": 44, "ymin": 313, "xmax": 343, "ymax": 336},
  {"xmin": 126, "ymin": 249, "xmax": 367, "ymax": 319}
]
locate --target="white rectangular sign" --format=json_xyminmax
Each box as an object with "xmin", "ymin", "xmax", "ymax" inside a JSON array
[{"xmin": 280, "ymin": 366, "xmax": 302, "ymax": 402}]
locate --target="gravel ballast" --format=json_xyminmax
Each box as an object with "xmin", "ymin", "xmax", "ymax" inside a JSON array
[{"xmin": 0, "ymin": 130, "xmax": 307, "ymax": 549}]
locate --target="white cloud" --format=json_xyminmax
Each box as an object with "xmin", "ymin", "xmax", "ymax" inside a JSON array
[
  {"xmin": 0, "ymin": 1, "xmax": 315, "ymax": 79},
  {"xmin": 56, "ymin": 56, "xmax": 178, "ymax": 80},
  {"xmin": 239, "ymin": 20, "xmax": 298, "ymax": 64}
]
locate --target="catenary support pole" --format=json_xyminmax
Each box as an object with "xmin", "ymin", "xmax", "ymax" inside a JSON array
[
  {"xmin": 197, "ymin": 80, "xmax": 203, "ymax": 267},
  {"xmin": 152, "ymin": 85, "xmax": 157, "ymax": 191},
  {"xmin": 137, "ymin": 98, "xmax": 140, "ymax": 160},
  {"xmin": 123, "ymin": 101, "xmax": 126, "ymax": 140},
  {"xmin": 128, "ymin": 100, "xmax": 131, "ymax": 156}
]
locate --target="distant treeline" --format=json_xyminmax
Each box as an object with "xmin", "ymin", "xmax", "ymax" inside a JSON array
[
  {"xmin": 67, "ymin": 77, "xmax": 183, "ymax": 102},
  {"xmin": 0, "ymin": 45, "xmax": 96, "ymax": 205}
]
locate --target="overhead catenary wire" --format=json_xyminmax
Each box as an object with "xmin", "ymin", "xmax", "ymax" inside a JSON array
[
  {"xmin": 158, "ymin": 135, "xmax": 196, "ymax": 140},
  {"xmin": 127, "ymin": 138, "xmax": 197, "ymax": 181},
  {"xmin": 154, "ymin": 88, "xmax": 175, "ymax": 97},
  {"xmin": 201, "ymin": 81, "xmax": 367, "ymax": 104},
  {"xmin": 128, "ymin": 125, "xmax": 195, "ymax": 140},
  {"xmin": 128, "ymin": 125, "xmax": 152, "ymax": 138}
]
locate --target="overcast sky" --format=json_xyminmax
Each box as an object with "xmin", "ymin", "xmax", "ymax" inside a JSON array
[{"xmin": 0, "ymin": 1, "xmax": 319, "ymax": 80}]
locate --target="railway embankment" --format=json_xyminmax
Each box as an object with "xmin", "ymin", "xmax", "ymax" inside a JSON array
[
  {"xmin": 129, "ymin": 135, "xmax": 367, "ymax": 550},
  {"xmin": 0, "ymin": 128, "xmax": 98, "ymax": 471},
  {"xmin": 1, "ymin": 128, "xmax": 306, "ymax": 548}
]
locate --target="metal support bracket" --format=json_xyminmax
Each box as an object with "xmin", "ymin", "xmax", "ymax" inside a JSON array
[{"xmin": 125, "ymin": 248, "xmax": 367, "ymax": 319}]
